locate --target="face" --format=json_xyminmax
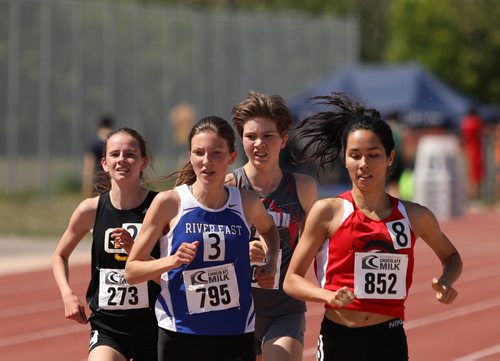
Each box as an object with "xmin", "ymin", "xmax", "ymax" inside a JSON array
[
  {"xmin": 189, "ymin": 131, "xmax": 237, "ymax": 184},
  {"xmin": 345, "ymin": 129, "xmax": 394, "ymax": 191},
  {"xmin": 101, "ymin": 132, "xmax": 148, "ymax": 182},
  {"xmin": 241, "ymin": 117, "xmax": 287, "ymax": 167}
]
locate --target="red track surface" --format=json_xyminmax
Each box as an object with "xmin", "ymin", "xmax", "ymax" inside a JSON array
[{"xmin": 1, "ymin": 209, "xmax": 499, "ymax": 360}]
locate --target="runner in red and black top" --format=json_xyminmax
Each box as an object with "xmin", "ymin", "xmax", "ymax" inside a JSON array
[
  {"xmin": 284, "ymin": 93, "xmax": 463, "ymax": 361},
  {"xmin": 228, "ymin": 91, "xmax": 317, "ymax": 361}
]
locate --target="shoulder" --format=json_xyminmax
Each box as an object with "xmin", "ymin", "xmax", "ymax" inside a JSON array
[
  {"xmin": 155, "ymin": 189, "xmax": 180, "ymax": 205},
  {"xmin": 225, "ymin": 172, "xmax": 236, "ymax": 186},
  {"xmin": 400, "ymin": 200, "xmax": 437, "ymax": 236},
  {"xmin": 311, "ymin": 197, "xmax": 343, "ymax": 216},
  {"xmin": 292, "ymin": 173, "xmax": 317, "ymax": 211},
  {"xmin": 239, "ymin": 188, "xmax": 259, "ymax": 203},
  {"xmin": 293, "ymin": 172, "xmax": 317, "ymax": 190},
  {"xmin": 302, "ymin": 197, "xmax": 344, "ymax": 239},
  {"xmin": 66, "ymin": 196, "xmax": 99, "ymax": 231},
  {"xmin": 145, "ymin": 189, "xmax": 181, "ymax": 223},
  {"xmin": 77, "ymin": 196, "xmax": 99, "ymax": 215}
]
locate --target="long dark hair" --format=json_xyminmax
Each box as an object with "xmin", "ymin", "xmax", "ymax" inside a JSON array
[{"xmin": 291, "ymin": 92, "xmax": 394, "ymax": 174}]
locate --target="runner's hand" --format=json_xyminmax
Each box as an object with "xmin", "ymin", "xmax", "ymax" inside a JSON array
[
  {"xmin": 63, "ymin": 293, "xmax": 88, "ymax": 324},
  {"xmin": 432, "ymin": 278, "xmax": 458, "ymax": 304},
  {"xmin": 249, "ymin": 240, "xmax": 266, "ymax": 263},
  {"xmin": 254, "ymin": 262, "xmax": 276, "ymax": 289},
  {"xmin": 326, "ymin": 286, "xmax": 355, "ymax": 307},
  {"xmin": 111, "ymin": 228, "xmax": 134, "ymax": 254},
  {"xmin": 170, "ymin": 241, "xmax": 199, "ymax": 269}
]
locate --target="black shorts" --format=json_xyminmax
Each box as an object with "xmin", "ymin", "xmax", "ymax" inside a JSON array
[
  {"xmin": 317, "ymin": 317, "xmax": 408, "ymax": 361},
  {"xmin": 158, "ymin": 327, "xmax": 255, "ymax": 361},
  {"xmin": 89, "ymin": 314, "xmax": 158, "ymax": 361}
]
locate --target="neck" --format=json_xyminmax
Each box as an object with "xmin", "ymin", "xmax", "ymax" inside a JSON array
[
  {"xmin": 191, "ymin": 181, "xmax": 228, "ymax": 209},
  {"xmin": 351, "ymin": 188, "xmax": 392, "ymax": 220},
  {"xmin": 109, "ymin": 184, "xmax": 147, "ymax": 210},
  {"xmin": 243, "ymin": 163, "xmax": 283, "ymax": 194}
]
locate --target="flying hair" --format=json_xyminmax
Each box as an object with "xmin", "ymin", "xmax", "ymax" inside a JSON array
[{"xmin": 291, "ymin": 92, "xmax": 392, "ymax": 174}]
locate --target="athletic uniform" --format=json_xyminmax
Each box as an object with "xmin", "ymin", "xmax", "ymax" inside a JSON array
[
  {"xmin": 232, "ymin": 167, "xmax": 307, "ymax": 353},
  {"xmin": 315, "ymin": 191, "xmax": 416, "ymax": 361},
  {"xmin": 87, "ymin": 191, "xmax": 160, "ymax": 361},
  {"xmin": 156, "ymin": 184, "xmax": 254, "ymax": 361}
]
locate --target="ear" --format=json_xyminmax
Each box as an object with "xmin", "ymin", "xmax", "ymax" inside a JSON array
[
  {"xmin": 387, "ymin": 150, "xmax": 396, "ymax": 167},
  {"xmin": 229, "ymin": 150, "xmax": 238, "ymax": 165},
  {"xmin": 101, "ymin": 157, "xmax": 108, "ymax": 172},
  {"xmin": 141, "ymin": 156, "xmax": 149, "ymax": 171},
  {"xmin": 280, "ymin": 133, "xmax": 289, "ymax": 149}
]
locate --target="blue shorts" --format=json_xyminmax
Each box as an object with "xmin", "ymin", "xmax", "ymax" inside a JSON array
[{"xmin": 254, "ymin": 312, "xmax": 306, "ymax": 355}]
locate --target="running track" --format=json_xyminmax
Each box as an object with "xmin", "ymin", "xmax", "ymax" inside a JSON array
[{"xmin": 0, "ymin": 209, "xmax": 499, "ymax": 360}]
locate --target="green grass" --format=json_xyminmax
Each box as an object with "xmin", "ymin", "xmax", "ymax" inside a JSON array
[{"xmin": 0, "ymin": 191, "xmax": 84, "ymax": 238}]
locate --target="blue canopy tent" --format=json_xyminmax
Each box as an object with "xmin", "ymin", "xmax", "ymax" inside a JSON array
[{"xmin": 287, "ymin": 63, "xmax": 474, "ymax": 129}]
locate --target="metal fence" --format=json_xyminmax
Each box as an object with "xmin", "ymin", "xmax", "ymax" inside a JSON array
[{"xmin": 0, "ymin": 0, "xmax": 359, "ymax": 193}]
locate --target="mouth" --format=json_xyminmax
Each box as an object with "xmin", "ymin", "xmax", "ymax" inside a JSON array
[
  {"xmin": 253, "ymin": 151, "xmax": 268, "ymax": 160},
  {"xmin": 201, "ymin": 169, "xmax": 215, "ymax": 176}
]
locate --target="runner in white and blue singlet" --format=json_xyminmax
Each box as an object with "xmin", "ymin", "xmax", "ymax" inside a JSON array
[
  {"xmin": 156, "ymin": 184, "xmax": 254, "ymax": 335},
  {"xmin": 125, "ymin": 116, "xmax": 280, "ymax": 361}
]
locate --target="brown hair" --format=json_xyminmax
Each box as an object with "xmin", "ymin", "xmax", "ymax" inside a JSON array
[{"xmin": 231, "ymin": 91, "xmax": 293, "ymax": 138}]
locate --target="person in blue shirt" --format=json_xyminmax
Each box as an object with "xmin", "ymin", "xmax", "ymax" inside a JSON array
[{"xmin": 125, "ymin": 115, "xmax": 280, "ymax": 361}]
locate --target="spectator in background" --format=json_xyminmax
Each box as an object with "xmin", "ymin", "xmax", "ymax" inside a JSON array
[
  {"xmin": 168, "ymin": 103, "xmax": 196, "ymax": 167},
  {"xmin": 82, "ymin": 115, "xmax": 114, "ymax": 196},
  {"xmin": 494, "ymin": 121, "xmax": 500, "ymax": 202},
  {"xmin": 461, "ymin": 106, "xmax": 484, "ymax": 203}
]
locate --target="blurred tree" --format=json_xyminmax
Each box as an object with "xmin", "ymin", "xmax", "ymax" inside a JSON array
[
  {"xmin": 119, "ymin": 0, "xmax": 500, "ymax": 103},
  {"xmin": 387, "ymin": 0, "xmax": 500, "ymax": 103}
]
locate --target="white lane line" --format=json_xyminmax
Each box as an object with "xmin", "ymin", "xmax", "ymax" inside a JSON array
[
  {"xmin": 0, "ymin": 324, "xmax": 87, "ymax": 348},
  {"xmin": 303, "ymin": 297, "xmax": 500, "ymax": 359},
  {"xmin": 0, "ymin": 301, "xmax": 60, "ymax": 319},
  {"xmin": 410, "ymin": 264, "xmax": 500, "ymax": 294},
  {"xmin": 454, "ymin": 344, "xmax": 500, "ymax": 361},
  {"xmin": 405, "ymin": 296, "xmax": 500, "ymax": 330}
]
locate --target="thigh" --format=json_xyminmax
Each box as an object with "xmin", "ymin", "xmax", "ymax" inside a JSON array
[
  {"xmin": 88, "ymin": 329, "xmax": 127, "ymax": 361},
  {"xmin": 316, "ymin": 318, "xmax": 353, "ymax": 361},
  {"xmin": 261, "ymin": 313, "xmax": 306, "ymax": 361},
  {"xmin": 262, "ymin": 313, "xmax": 306, "ymax": 346},
  {"xmin": 262, "ymin": 336, "xmax": 303, "ymax": 361}
]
